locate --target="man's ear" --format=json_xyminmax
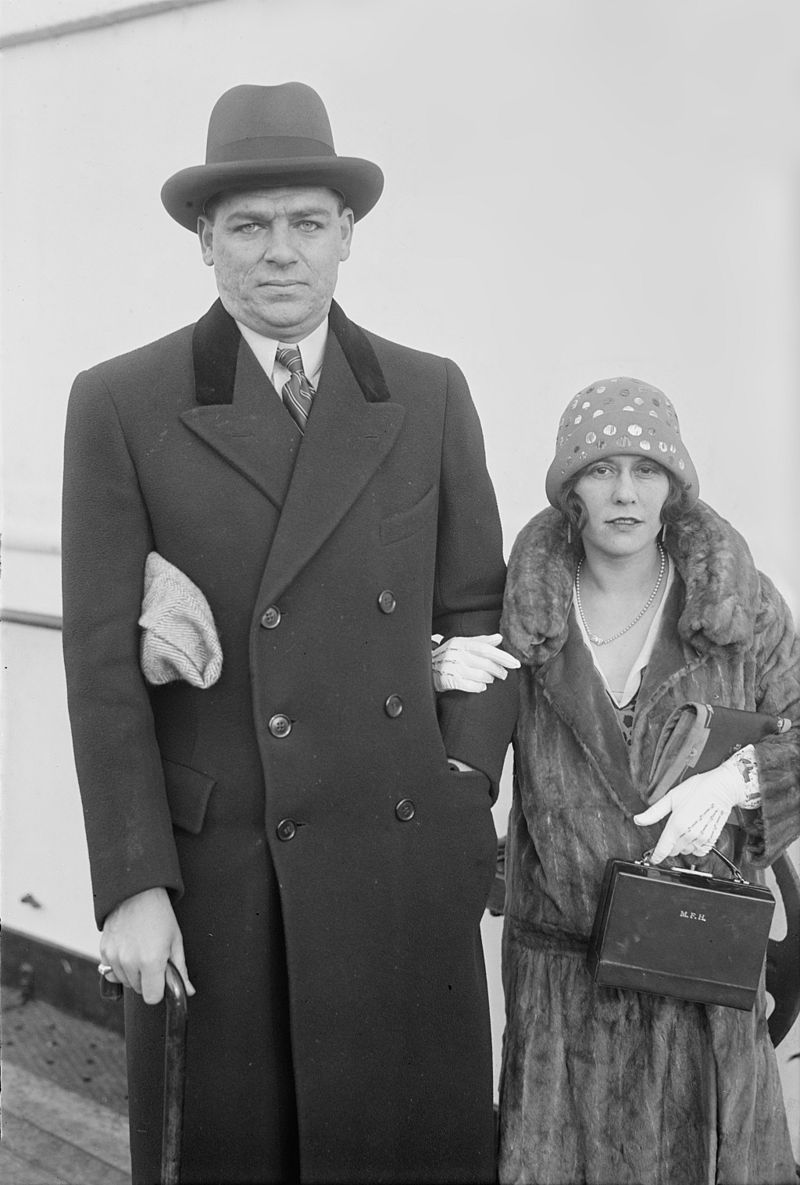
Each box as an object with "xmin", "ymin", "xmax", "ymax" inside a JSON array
[
  {"xmin": 198, "ymin": 216, "xmax": 214, "ymax": 266},
  {"xmin": 339, "ymin": 208, "xmax": 354, "ymax": 262}
]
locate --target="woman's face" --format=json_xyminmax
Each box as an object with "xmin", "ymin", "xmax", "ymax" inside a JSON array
[{"xmin": 574, "ymin": 454, "xmax": 670, "ymax": 558}]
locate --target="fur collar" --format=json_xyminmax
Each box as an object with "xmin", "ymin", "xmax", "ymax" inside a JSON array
[{"xmin": 500, "ymin": 501, "xmax": 760, "ymax": 666}]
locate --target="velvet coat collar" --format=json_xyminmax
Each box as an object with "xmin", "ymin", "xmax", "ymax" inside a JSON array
[
  {"xmin": 182, "ymin": 298, "xmax": 404, "ymax": 607},
  {"xmin": 191, "ymin": 297, "xmax": 391, "ymax": 407}
]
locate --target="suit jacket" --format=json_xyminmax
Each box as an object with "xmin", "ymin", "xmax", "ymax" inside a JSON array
[{"xmin": 62, "ymin": 299, "xmax": 517, "ymax": 1184}]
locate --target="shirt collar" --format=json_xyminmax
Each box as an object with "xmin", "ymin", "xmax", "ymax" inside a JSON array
[{"xmin": 236, "ymin": 316, "xmax": 329, "ymax": 386}]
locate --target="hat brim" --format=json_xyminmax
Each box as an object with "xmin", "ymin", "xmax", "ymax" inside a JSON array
[
  {"xmin": 161, "ymin": 156, "xmax": 384, "ymax": 230},
  {"xmin": 545, "ymin": 444, "xmax": 699, "ymax": 509}
]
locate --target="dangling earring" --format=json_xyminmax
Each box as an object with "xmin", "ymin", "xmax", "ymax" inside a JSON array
[
  {"xmin": 567, "ymin": 522, "xmax": 572, "ymax": 545},
  {"xmin": 659, "ymin": 523, "xmax": 667, "ymax": 547}
]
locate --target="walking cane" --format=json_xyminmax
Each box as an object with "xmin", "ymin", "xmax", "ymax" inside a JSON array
[{"xmin": 100, "ymin": 959, "xmax": 188, "ymax": 1185}]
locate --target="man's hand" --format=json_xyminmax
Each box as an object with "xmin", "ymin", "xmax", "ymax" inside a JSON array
[{"xmin": 99, "ymin": 887, "xmax": 196, "ymax": 1004}]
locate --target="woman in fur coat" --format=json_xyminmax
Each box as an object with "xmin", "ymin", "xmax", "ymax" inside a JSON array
[{"xmin": 438, "ymin": 378, "xmax": 799, "ymax": 1184}]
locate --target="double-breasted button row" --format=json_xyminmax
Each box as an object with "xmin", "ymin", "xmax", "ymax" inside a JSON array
[
  {"xmin": 272, "ymin": 696, "xmax": 402, "ymax": 734},
  {"xmin": 260, "ymin": 605, "xmax": 281, "ymax": 629},
  {"xmin": 278, "ymin": 806, "xmax": 413, "ymax": 839},
  {"xmin": 268, "ymin": 713, "xmax": 292, "ymax": 738},
  {"xmin": 264, "ymin": 590, "xmax": 394, "ymax": 631},
  {"xmin": 271, "ymin": 699, "xmax": 402, "ymax": 733},
  {"xmin": 377, "ymin": 589, "xmax": 397, "ymax": 614}
]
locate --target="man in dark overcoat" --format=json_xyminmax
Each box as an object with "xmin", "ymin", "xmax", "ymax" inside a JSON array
[{"xmin": 62, "ymin": 82, "xmax": 517, "ymax": 1185}]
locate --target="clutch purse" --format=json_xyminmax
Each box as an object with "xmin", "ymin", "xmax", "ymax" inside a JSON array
[
  {"xmin": 587, "ymin": 847, "xmax": 775, "ymax": 1009},
  {"xmin": 587, "ymin": 701, "xmax": 789, "ymax": 1009},
  {"xmin": 646, "ymin": 701, "xmax": 790, "ymax": 805}
]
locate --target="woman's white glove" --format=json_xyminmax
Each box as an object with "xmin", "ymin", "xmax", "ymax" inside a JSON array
[
  {"xmin": 633, "ymin": 759, "xmax": 748, "ymax": 863},
  {"xmin": 432, "ymin": 633, "xmax": 520, "ymax": 693}
]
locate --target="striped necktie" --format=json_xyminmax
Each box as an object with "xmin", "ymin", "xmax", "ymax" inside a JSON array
[{"xmin": 276, "ymin": 345, "xmax": 315, "ymax": 432}]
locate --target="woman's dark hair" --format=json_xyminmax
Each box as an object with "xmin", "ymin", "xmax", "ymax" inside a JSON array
[{"xmin": 558, "ymin": 462, "xmax": 692, "ymax": 542}]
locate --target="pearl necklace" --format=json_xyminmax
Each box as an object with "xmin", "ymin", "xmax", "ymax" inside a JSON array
[{"xmin": 574, "ymin": 544, "xmax": 666, "ymax": 646}]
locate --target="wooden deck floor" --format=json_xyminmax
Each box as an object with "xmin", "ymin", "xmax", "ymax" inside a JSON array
[
  {"xmin": 1, "ymin": 986, "xmax": 130, "ymax": 1184},
  {"xmin": 0, "ymin": 986, "xmax": 797, "ymax": 1183},
  {"xmin": 0, "ymin": 1063, "xmax": 130, "ymax": 1185}
]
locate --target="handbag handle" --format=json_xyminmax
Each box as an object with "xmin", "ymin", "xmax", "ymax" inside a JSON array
[{"xmin": 641, "ymin": 846, "xmax": 746, "ymax": 885}]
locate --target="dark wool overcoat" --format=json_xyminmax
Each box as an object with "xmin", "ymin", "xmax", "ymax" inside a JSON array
[
  {"xmin": 62, "ymin": 300, "xmax": 518, "ymax": 1185},
  {"xmin": 497, "ymin": 503, "xmax": 800, "ymax": 1185}
]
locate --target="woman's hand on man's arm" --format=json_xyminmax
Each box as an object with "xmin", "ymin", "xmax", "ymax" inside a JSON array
[{"xmin": 433, "ymin": 633, "xmax": 520, "ymax": 693}]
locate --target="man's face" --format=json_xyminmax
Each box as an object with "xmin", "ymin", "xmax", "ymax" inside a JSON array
[{"xmin": 198, "ymin": 186, "xmax": 354, "ymax": 341}]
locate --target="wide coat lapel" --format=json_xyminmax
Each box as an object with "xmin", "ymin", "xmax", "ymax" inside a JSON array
[
  {"xmin": 179, "ymin": 298, "xmax": 405, "ymax": 602},
  {"xmin": 180, "ymin": 300, "xmax": 301, "ymax": 510},
  {"xmin": 259, "ymin": 325, "xmax": 405, "ymax": 605}
]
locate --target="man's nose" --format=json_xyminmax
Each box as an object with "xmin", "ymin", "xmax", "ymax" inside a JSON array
[{"xmin": 263, "ymin": 226, "xmax": 298, "ymax": 264}]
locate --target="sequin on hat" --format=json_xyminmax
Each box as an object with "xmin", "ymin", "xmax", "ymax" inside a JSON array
[{"xmin": 544, "ymin": 377, "xmax": 698, "ymax": 508}]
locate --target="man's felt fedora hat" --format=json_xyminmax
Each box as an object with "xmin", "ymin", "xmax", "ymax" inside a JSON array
[{"xmin": 161, "ymin": 82, "xmax": 384, "ymax": 230}]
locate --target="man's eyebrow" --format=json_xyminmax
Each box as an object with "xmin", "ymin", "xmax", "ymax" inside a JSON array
[
  {"xmin": 287, "ymin": 206, "xmax": 334, "ymax": 219},
  {"xmin": 224, "ymin": 205, "xmax": 333, "ymax": 221}
]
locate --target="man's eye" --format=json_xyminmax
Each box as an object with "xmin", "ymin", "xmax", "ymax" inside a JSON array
[
  {"xmin": 235, "ymin": 223, "xmax": 260, "ymax": 234},
  {"xmin": 297, "ymin": 220, "xmax": 321, "ymax": 232}
]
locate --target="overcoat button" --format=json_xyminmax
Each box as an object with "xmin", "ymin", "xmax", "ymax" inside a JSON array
[
  {"xmin": 384, "ymin": 694, "xmax": 404, "ymax": 718},
  {"xmin": 377, "ymin": 589, "xmax": 397, "ymax": 614},
  {"xmin": 260, "ymin": 606, "xmax": 281, "ymax": 629},
  {"xmin": 395, "ymin": 798, "xmax": 416, "ymax": 822},
  {"xmin": 276, "ymin": 819, "xmax": 297, "ymax": 841},
  {"xmin": 269, "ymin": 714, "xmax": 292, "ymax": 738}
]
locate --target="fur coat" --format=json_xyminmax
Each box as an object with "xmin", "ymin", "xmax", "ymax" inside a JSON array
[{"xmin": 497, "ymin": 501, "xmax": 799, "ymax": 1185}]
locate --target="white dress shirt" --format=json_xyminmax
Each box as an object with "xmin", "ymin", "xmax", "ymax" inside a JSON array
[{"xmin": 236, "ymin": 317, "xmax": 328, "ymax": 395}]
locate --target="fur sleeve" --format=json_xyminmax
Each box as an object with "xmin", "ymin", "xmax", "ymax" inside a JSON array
[{"xmin": 744, "ymin": 572, "xmax": 800, "ymax": 866}]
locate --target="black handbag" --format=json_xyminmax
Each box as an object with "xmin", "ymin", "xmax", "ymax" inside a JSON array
[
  {"xmin": 587, "ymin": 702, "xmax": 788, "ymax": 1009},
  {"xmin": 587, "ymin": 847, "xmax": 775, "ymax": 1009}
]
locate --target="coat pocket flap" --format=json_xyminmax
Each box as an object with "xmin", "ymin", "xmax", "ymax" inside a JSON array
[
  {"xmin": 380, "ymin": 483, "xmax": 437, "ymax": 545},
  {"xmin": 163, "ymin": 759, "xmax": 216, "ymax": 834}
]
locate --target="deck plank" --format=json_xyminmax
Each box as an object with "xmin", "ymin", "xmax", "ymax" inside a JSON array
[
  {"xmin": 0, "ymin": 1138, "xmax": 65, "ymax": 1184},
  {"xmin": 2, "ymin": 1063, "xmax": 130, "ymax": 1177},
  {"xmin": 1, "ymin": 1112, "xmax": 131, "ymax": 1185}
]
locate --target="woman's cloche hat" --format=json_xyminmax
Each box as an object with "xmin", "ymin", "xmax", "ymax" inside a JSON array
[
  {"xmin": 161, "ymin": 82, "xmax": 384, "ymax": 231},
  {"xmin": 545, "ymin": 377, "xmax": 699, "ymax": 508}
]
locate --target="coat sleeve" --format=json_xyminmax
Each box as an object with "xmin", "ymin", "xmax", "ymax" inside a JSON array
[
  {"xmin": 745, "ymin": 572, "xmax": 800, "ymax": 866},
  {"xmin": 62, "ymin": 369, "xmax": 183, "ymax": 926},
  {"xmin": 432, "ymin": 358, "xmax": 518, "ymax": 797}
]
